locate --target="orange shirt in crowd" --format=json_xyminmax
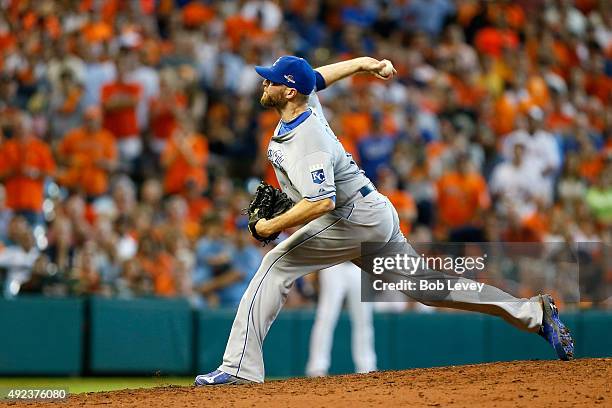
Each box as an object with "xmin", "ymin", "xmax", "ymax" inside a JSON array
[
  {"xmin": 340, "ymin": 111, "xmax": 372, "ymax": 142},
  {"xmin": 79, "ymin": 0, "xmax": 120, "ymax": 22},
  {"xmin": 263, "ymin": 159, "xmax": 278, "ymax": 188},
  {"xmin": 161, "ymin": 133, "xmax": 208, "ymax": 194},
  {"xmin": 436, "ymin": 171, "xmax": 490, "ymax": 228},
  {"xmin": 579, "ymin": 153, "xmax": 604, "ymax": 184},
  {"xmin": 339, "ymin": 110, "xmax": 397, "ymax": 140},
  {"xmin": 522, "ymin": 210, "xmax": 550, "ymax": 241},
  {"xmin": 258, "ymin": 110, "xmax": 281, "ymax": 187},
  {"xmin": 183, "ymin": 220, "xmax": 201, "ymax": 242},
  {"xmin": 101, "ymin": 82, "xmax": 142, "ymax": 138},
  {"xmin": 182, "ymin": 1, "xmax": 215, "ymax": 27},
  {"xmin": 140, "ymin": 252, "xmax": 176, "ymax": 297},
  {"xmin": 487, "ymin": 3, "xmax": 526, "ymax": 30},
  {"xmin": 457, "ymin": 0, "xmax": 478, "ymax": 26},
  {"xmin": 187, "ymin": 196, "xmax": 212, "ymax": 223},
  {"xmin": 546, "ymin": 109, "xmax": 574, "ymax": 133},
  {"xmin": 526, "ymin": 75, "xmax": 550, "ymax": 107},
  {"xmin": 57, "ymin": 127, "xmax": 117, "ymax": 197},
  {"xmin": 0, "ymin": 137, "xmax": 56, "ymax": 211},
  {"xmin": 82, "ymin": 21, "xmax": 113, "ymax": 43},
  {"xmin": 553, "ymin": 40, "xmax": 579, "ymax": 73},
  {"xmin": 0, "ymin": 32, "xmax": 16, "ymax": 59},
  {"xmin": 149, "ymin": 92, "xmax": 187, "ymax": 141},
  {"xmin": 449, "ymin": 75, "xmax": 486, "ymax": 108},
  {"xmin": 382, "ymin": 188, "xmax": 416, "ymax": 235},
  {"xmin": 425, "ymin": 140, "xmax": 449, "ymax": 165},
  {"xmin": 585, "ymin": 73, "xmax": 612, "ymax": 104},
  {"xmin": 493, "ymin": 93, "xmax": 518, "ymax": 136},
  {"xmin": 337, "ymin": 133, "xmax": 359, "ymax": 163},
  {"xmin": 59, "ymin": 87, "xmax": 83, "ymax": 114},
  {"xmin": 605, "ymin": 139, "xmax": 612, "ymax": 155},
  {"xmin": 225, "ymin": 15, "xmax": 261, "ymax": 51},
  {"xmin": 474, "ymin": 27, "xmax": 519, "ymax": 57}
]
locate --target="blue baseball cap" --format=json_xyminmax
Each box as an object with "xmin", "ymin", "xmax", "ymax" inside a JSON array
[{"xmin": 255, "ymin": 56, "xmax": 316, "ymax": 95}]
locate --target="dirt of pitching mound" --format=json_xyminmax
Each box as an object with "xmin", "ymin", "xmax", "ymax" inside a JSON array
[{"xmin": 8, "ymin": 358, "xmax": 611, "ymax": 408}]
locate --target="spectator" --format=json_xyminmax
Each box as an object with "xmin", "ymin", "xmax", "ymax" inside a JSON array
[
  {"xmin": 138, "ymin": 178, "xmax": 165, "ymax": 224},
  {"xmin": 194, "ymin": 212, "xmax": 237, "ymax": 307},
  {"xmin": 404, "ymin": 150, "xmax": 436, "ymax": 227},
  {"xmin": 126, "ymin": 49, "xmax": 160, "ymax": 130},
  {"xmin": 45, "ymin": 216, "xmax": 76, "ymax": 277},
  {"xmin": 502, "ymin": 107, "xmax": 561, "ymax": 203},
  {"xmin": 114, "ymin": 215, "xmax": 138, "ymax": 263},
  {"xmin": 80, "ymin": 44, "xmax": 116, "ymax": 108},
  {"xmin": 48, "ymin": 68, "xmax": 84, "ymax": 140},
  {"xmin": 490, "ymin": 140, "xmax": 545, "ymax": 220},
  {"xmin": 557, "ymin": 153, "xmax": 587, "ymax": 204},
  {"xmin": 115, "ymin": 258, "xmax": 153, "ymax": 299},
  {"xmin": 241, "ymin": 0, "xmax": 283, "ymax": 32},
  {"xmin": 0, "ymin": 185, "xmax": 13, "ymax": 244},
  {"xmin": 185, "ymin": 179, "xmax": 212, "ymax": 228},
  {"xmin": 585, "ymin": 160, "xmax": 612, "ymax": 225},
  {"xmin": 377, "ymin": 167, "xmax": 416, "ymax": 236},
  {"xmin": 0, "ymin": 113, "xmax": 55, "ymax": 226},
  {"xmin": 91, "ymin": 215, "xmax": 121, "ymax": 284},
  {"xmin": 69, "ymin": 241, "xmax": 108, "ymax": 296},
  {"xmin": 0, "ymin": 219, "xmax": 39, "ymax": 297},
  {"xmin": 404, "ymin": 0, "xmax": 456, "ymax": 38},
  {"xmin": 357, "ymin": 114, "xmax": 396, "ymax": 184},
  {"xmin": 163, "ymin": 227, "xmax": 195, "ymax": 300},
  {"xmin": 57, "ymin": 106, "xmax": 118, "ymax": 199},
  {"xmin": 148, "ymin": 74, "xmax": 187, "ymax": 154},
  {"xmin": 161, "ymin": 116, "xmax": 208, "ymax": 196},
  {"xmin": 288, "ymin": 2, "xmax": 327, "ymax": 53},
  {"xmin": 474, "ymin": 13, "xmax": 520, "ymax": 57},
  {"xmin": 221, "ymin": 219, "xmax": 262, "ymax": 308},
  {"xmin": 163, "ymin": 194, "xmax": 200, "ymax": 245},
  {"xmin": 111, "ymin": 175, "xmax": 137, "ymax": 217},
  {"xmin": 437, "ymin": 24, "xmax": 478, "ymax": 72},
  {"xmin": 46, "ymin": 42, "xmax": 86, "ymax": 91},
  {"xmin": 436, "ymin": 153, "xmax": 490, "ymax": 241},
  {"xmin": 63, "ymin": 193, "xmax": 94, "ymax": 244},
  {"xmin": 81, "ymin": 9, "xmax": 114, "ymax": 44},
  {"xmin": 19, "ymin": 254, "xmax": 67, "ymax": 296},
  {"xmin": 138, "ymin": 234, "xmax": 177, "ymax": 297},
  {"xmin": 101, "ymin": 55, "xmax": 142, "ymax": 168}
]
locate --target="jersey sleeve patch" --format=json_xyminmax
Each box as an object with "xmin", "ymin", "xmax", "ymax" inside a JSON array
[
  {"xmin": 310, "ymin": 167, "xmax": 326, "ymax": 184},
  {"xmin": 291, "ymin": 152, "xmax": 335, "ymax": 201}
]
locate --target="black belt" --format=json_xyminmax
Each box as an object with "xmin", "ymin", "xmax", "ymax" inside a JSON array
[{"xmin": 359, "ymin": 184, "xmax": 375, "ymax": 197}]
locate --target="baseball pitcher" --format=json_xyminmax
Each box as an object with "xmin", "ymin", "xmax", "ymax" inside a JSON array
[{"xmin": 195, "ymin": 56, "xmax": 574, "ymax": 385}]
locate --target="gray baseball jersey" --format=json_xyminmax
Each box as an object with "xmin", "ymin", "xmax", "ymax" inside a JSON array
[
  {"xmin": 267, "ymin": 93, "xmax": 371, "ymax": 207},
  {"xmin": 217, "ymin": 90, "xmax": 544, "ymax": 384}
]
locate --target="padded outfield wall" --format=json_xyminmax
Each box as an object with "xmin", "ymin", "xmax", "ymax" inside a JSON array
[{"xmin": 0, "ymin": 297, "xmax": 610, "ymax": 376}]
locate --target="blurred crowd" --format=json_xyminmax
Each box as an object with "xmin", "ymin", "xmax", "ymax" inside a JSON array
[{"xmin": 0, "ymin": 0, "xmax": 610, "ymax": 308}]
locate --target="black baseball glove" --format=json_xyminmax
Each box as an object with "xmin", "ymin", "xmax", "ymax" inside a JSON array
[{"xmin": 245, "ymin": 181, "xmax": 294, "ymax": 245}]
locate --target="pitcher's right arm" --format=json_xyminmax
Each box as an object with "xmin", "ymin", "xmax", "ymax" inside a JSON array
[{"xmin": 314, "ymin": 57, "xmax": 396, "ymax": 89}]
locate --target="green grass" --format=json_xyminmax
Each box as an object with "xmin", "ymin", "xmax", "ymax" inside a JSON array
[{"xmin": 0, "ymin": 377, "xmax": 194, "ymax": 394}]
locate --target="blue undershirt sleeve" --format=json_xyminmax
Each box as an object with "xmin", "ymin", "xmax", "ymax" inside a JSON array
[{"xmin": 314, "ymin": 70, "xmax": 327, "ymax": 92}]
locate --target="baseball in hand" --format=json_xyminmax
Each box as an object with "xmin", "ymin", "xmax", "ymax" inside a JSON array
[{"xmin": 377, "ymin": 59, "xmax": 396, "ymax": 79}]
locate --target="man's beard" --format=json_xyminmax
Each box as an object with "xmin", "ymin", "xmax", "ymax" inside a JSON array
[{"xmin": 260, "ymin": 91, "xmax": 287, "ymax": 108}]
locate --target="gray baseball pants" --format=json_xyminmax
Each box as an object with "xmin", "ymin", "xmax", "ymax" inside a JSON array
[{"xmin": 219, "ymin": 192, "xmax": 543, "ymax": 382}]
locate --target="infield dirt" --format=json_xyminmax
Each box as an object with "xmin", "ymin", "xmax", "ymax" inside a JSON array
[{"xmin": 9, "ymin": 358, "xmax": 611, "ymax": 408}]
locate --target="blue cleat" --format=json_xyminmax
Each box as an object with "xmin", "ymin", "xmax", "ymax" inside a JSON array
[
  {"xmin": 194, "ymin": 370, "xmax": 253, "ymax": 386},
  {"xmin": 538, "ymin": 294, "xmax": 574, "ymax": 361}
]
